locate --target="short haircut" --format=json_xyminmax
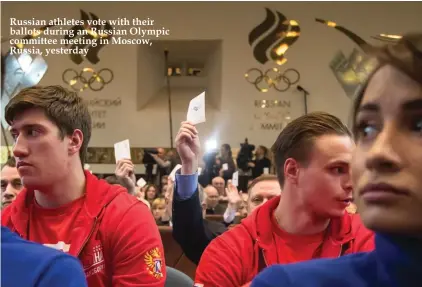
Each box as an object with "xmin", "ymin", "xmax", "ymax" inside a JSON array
[
  {"xmin": 151, "ymin": 198, "xmax": 166, "ymax": 209},
  {"xmin": 271, "ymin": 112, "xmax": 352, "ymax": 187},
  {"xmin": 352, "ymin": 33, "xmax": 422, "ymax": 134},
  {"xmin": 247, "ymin": 174, "xmax": 278, "ymax": 196},
  {"xmin": 5, "ymin": 85, "xmax": 92, "ymax": 165},
  {"xmin": 1, "ymin": 157, "xmax": 16, "ymax": 170}
]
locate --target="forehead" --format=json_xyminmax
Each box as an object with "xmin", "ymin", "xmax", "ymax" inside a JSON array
[
  {"xmin": 361, "ymin": 65, "xmax": 422, "ymax": 109},
  {"xmin": 250, "ymin": 180, "xmax": 281, "ymax": 197},
  {"xmin": 205, "ymin": 186, "xmax": 218, "ymax": 195},
  {"xmin": 10, "ymin": 108, "xmax": 54, "ymax": 129},
  {"xmin": 1, "ymin": 165, "xmax": 20, "ymax": 180},
  {"xmin": 212, "ymin": 178, "xmax": 224, "ymax": 184},
  {"xmin": 310, "ymin": 134, "xmax": 354, "ymax": 165}
]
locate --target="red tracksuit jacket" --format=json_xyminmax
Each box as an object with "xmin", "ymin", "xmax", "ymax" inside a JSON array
[
  {"xmin": 195, "ymin": 196, "xmax": 375, "ymax": 287},
  {"xmin": 2, "ymin": 171, "xmax": 166, "ymax": 287}
]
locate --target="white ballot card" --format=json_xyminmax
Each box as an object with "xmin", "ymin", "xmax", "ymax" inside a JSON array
[
  {"xmin": 263, "ymin": 167, "xmax": 270, "ymax": 174},
  {"xmin": 222, "ymin": 163, "xmax": 229, "ymax": 171},
  {"xmin": 114, "ymin": 139, "xmax": 131, "ymax": 163},
  {"xmin": 169, "ymin": 164, "xmax": 182, "ymax": 181},
  {"xmin": 187, "ymin": 91, "xmax": 206, "ymax": 125},
  {"xmin": 232, "ymin": 171, "xmax": 239, "ymax": 187},
  {"xmin": 137, "ymin": 178, "xmax": 147, "ymax": 188}
]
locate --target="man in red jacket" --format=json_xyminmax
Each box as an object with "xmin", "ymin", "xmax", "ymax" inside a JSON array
[
  {"xmin": 1, "ymin": 85, "xmax": 166, "ymax": 287},
  {"xmin": 194, "ymin": 112, "xmax": 375, "ymax": 287}
]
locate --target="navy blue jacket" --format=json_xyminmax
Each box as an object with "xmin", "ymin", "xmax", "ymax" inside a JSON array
[
  {"xmin": 252, "ymin": 233, "xmax": 422, "ymax": 287},
  {"xmin": 1, "ymin": 226, "xmax": 88, "ymax": 287}
]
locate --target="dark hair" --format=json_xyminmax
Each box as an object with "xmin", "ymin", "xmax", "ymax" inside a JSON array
[
  {"xmin": 1, "ymin": 157, "xmax": 16, "ymax": 170},
  {"xmin": 271, "ymin": 112, "xmax": 352, "ymax": 187},
  {"xmin": 5, "ymin": 85, "xmax": 92, "ymax": 165},
  {"xmin": 258, "ymin": 145, "xmax": 268, "ymax": 157},
  {"xmin": 352, "ymin": 33, "xmax": 422, "ymax": 134},
  {"xmin": 221, "ymin": 144, "xmax": 232, "ymax": 158},
  {"xmin": 145, "ymin": 184, "xmax": 159, "ymax": 199}
]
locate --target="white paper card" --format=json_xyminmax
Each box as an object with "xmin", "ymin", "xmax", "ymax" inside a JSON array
[
  {"xmin": 169, "ymin": 164, "xmax": 182, "ymax": 181},
  {"xmin": 187, "ymin": 91, "xmax": 206, "ymax": 125},
  {"xmin": 263, "ymin": 167, "xmax": 269, "ymax": 174},
  {"xmin": 114, "ymin": 139, "xmax": 131, "ymax": 163},
  {"xmin": 222, "ymin": 163, "xmax": 229, "ymax": 171},
  {"xmin": 232, "ymin": 171, "xmax": 239, "ymax": 187},
  {"xmin": 197, "ymin": 167, "xmax": 202, "ymax": 175},
  {"xmin": 137, "ymin": 178, "xmax": 147, "ymax": 188}
]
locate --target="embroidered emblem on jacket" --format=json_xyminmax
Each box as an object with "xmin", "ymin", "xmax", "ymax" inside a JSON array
[{"xmin": 144, "ymin": 247, "xmax": 163, "ymax": 278}]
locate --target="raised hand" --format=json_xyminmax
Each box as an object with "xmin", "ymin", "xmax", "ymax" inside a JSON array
[
  {"xmin": 115, "ymin": 159, "xmax": 136, "ymax": 192},
  {"xmin": 226, "ymin": 180, "xmax": 242, "ymax": 209},
  {"xmin": 175, "ymin": 121, "xmax": 200, "ymax": 174}
]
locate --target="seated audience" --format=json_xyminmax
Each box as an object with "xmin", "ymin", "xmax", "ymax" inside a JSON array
[
  {"xmin": 1, "ymin": 157, "xmax": 23, "ymax": 209},
  {"xmin": 251, "ymin": 33, "xmax": 422, "ymax": 287},
  {"xmin": 195, "ymin": 112, "xmax": 374, "ymax": 287},
  {"xmin": 1, "ymin": 85, "xmax": 166, "ymax": 286}
]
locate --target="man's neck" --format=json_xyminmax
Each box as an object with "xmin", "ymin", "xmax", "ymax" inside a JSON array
[
  {"xmin": 274, "ymin": 188, "xmax": 330, "ymax": 235},
  {"xmin": 34, "ymin": 166, "xmax": 86, "ymax": 208},
  {"xmin": 256, "ymin": 154, "xmax": 264, "ymax": 160}
]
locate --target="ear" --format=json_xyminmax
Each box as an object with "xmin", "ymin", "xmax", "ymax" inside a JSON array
[
  {"xmin": 284, "ymin": 158, "xmax": 300, "ymax": 185},
  {"xmin": 67, "ymin": 129, "xmax": 84, "ymax": 157}
]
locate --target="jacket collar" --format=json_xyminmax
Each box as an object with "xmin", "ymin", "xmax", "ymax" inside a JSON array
[
  {"xmin": 9, "ymin": 171, "xmax": 124, "ymax": 238},
  {"xmin": 241, "ymin": 196, "xmax": 357, "ymax": 264}
]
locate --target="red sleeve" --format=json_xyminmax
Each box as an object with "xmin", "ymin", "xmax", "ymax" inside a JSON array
[
  {"xmin": 194, "ymin": 234, "xmax": 245, "ymax": 287},
  {"xmin": 350, "ymin": 214, "xmax": 375, "ymax": 253},
  {"xmin": 110, "ymin": 201, "xmax": 166, "ymax": 286}
]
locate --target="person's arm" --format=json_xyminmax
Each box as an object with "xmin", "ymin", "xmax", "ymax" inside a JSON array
[
  {"xmin": 151, "ymin": 154, "xmax": 171, "ymax": 168},
  {"xmin": 173, "ymin": 173, "xmax": 224, "ymax": 264},
  {"xmin": 110, "ymin": 202, "xmax": 166, "ymax": 286},
  {"xmin": 195, "ymin": 235, "xmax": 245, "ymax": 287},
  {"xmin": 37, "ymin": 255, "xmax": 88, "ymax": 287}
]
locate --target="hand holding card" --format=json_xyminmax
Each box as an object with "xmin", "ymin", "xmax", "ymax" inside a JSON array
[
  {"xmin": 114, "ymin": 139, "xmax": 131, "ymax": 163},
  {"xmin": 137, "ymin": 178, "xmax": 147, "ymax": 188},
  {"xmin": 187, "ymin": 91, "xmax": 206, "ymax": 125}
]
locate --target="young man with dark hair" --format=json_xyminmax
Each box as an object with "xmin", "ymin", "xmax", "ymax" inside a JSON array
[
  {"xmin": 1, "ymin": 54, "xmax": 87, "ymax": 287},
  {"xmin": 194, "ymin": 112, "xmax": 374, "ymax": 287},
  {"xmin": 1, "ymin": 85, "xmax": 166, "ymax": 287},
  {"xmin": 1, "ymin": 157, "xmax": 23, "ymax": 209}
]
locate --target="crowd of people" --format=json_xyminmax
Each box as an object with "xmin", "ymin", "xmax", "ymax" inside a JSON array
[{"xmin": 1, "ymin": 33, "xmax": 422, "ymax": 287}]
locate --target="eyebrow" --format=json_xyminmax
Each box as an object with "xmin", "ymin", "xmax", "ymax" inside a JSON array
[
  {"xmin": 358, "ymin": 99, "xmax": 422, "ymax": 113},
  {"xmin": 327, "ymin": 160, "xmax": 350, "ymax": 166}
]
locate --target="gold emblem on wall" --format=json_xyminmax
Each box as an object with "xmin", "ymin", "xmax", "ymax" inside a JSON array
[{"xmin": 245, "ymin": 8, "xmax": 301, "ymax": 93}]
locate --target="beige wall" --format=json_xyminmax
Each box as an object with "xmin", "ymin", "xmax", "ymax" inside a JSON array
[{"xmin": 2, "ymin": 1, "xmax": 421, "ymax": 172}]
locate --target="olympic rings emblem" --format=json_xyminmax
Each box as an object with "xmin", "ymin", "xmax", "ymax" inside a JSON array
[
  {"xmin": 62, "ymin": 68, "xmax": 114, "ymax": 92},
  {"xmin": 244, "ymin": 68, "xmax": 300, "ymax": 92}
]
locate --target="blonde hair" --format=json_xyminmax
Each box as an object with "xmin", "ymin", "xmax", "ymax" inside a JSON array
[{"xmin": 151, "ymin": 198, "xmax": 165, "ymax": 209}]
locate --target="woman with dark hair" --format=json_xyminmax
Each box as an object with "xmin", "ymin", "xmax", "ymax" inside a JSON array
[
  {"xmin": 252, "ymin": 34, "xmax": 422, "ymax": 287},
  {"xmin": 217, "ymin": 144, "xmax": 236, "ymax": 182},
  {"xmin": 143, "ymin": 184, "xmax": 159, "ymax": 206}
]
